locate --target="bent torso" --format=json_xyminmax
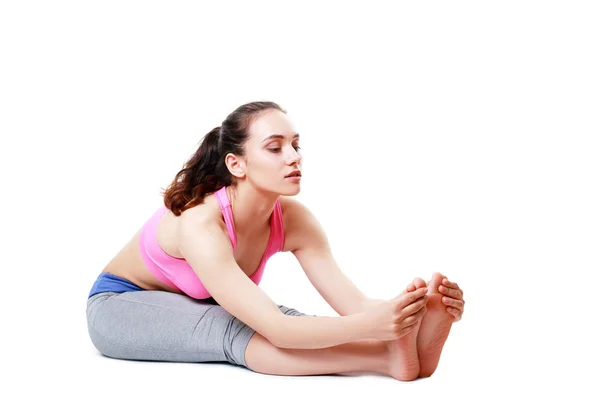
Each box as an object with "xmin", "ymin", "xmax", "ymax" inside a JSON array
[{"xmin": 101, "ymin": 193, "xmax": 298, "ymax": 294}]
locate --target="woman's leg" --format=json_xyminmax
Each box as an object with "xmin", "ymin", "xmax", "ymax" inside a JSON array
[
  {"xmin": 244, "ymin": 332, "xmax": 392, "ymax": 378},
  {"xmin": 245, "ymin": 305, "xmax": 418, "ymax": 380},
  {"xmin": 87, "ymin": 290, "xmax": 260, "ymax": 366},
  {"xmin": 86, "ymin": 291, "xmax": 399, "ymax": 379}
]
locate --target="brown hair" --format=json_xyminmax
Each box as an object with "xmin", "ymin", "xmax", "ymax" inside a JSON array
[{"xmin": 161, "ymin": 101, "xmax": 286, "ymax": 216}]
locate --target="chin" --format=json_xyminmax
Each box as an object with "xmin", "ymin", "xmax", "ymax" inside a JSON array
[{"xmin": 279, "ymin": 182, "xmax": 301, "ymax": 196}]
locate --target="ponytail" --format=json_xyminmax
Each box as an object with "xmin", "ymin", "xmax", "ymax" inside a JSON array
[{"xmin": 161, "ymin": 126, "xmax": 231, "ymax": 215}]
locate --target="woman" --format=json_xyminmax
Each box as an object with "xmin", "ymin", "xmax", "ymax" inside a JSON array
[{"xmin": 86, "ymin": 101, "xmax": 465, "ymax": 381}]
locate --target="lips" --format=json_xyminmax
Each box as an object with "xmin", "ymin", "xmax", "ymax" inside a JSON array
[{"xmin": 285, "ymin": 170, "xmax": 302, "ymax": 178}]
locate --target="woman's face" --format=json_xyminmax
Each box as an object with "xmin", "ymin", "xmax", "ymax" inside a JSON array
[{"xmin": 236, "ymin": 109, "xmax": 303, "ymax": 195}]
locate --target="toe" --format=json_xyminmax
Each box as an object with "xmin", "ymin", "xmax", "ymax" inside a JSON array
[
  {"xmin": 412, "ymin": 277, "xmax": 427, "ymax": 290},
  {"xmin": 427, "ymin": 272, "xmax": 444, "ymax": 294}
]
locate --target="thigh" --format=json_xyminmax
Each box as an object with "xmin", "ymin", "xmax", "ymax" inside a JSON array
[
  {"xmin": 86, "ymin": 290, "xmax": 309, "ymax": 367},
  {"xmin": 87, "ymin": 290, "xmax": 244, "ymax": 365}
]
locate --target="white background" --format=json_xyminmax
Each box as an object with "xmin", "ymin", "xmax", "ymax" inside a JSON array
[{"xmin": 1, "ymin": 1, "xmax": 598, "ymax": 398}]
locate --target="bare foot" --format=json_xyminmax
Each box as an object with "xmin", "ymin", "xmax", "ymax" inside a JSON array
[
  {"xmin": 415, "ymin": 272, "xmax": 455, "ymax": 377},
  {"xmin": 386, "ymin": 278, "xmax": 428, "ymax": 381}
]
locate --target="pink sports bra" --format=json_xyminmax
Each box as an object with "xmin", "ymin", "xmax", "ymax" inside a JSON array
[{"xmin": 138, "ymin": 186, "xmax": 285, "ymax": 299}]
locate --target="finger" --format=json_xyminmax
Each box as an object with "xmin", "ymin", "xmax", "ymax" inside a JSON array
[
  {"xmin": 412, "ymin": 277, "xmax": 427, "ymax": 289},
  {"xmin": 402, "ymin": 305, "xmax": 428, "ymax": 326},
  {"xmin": 446, "ymin": 307, "xmax": 462, "ymax": 321},
  {"xmin": 397, "ymin": 296, "xmax": 428, "ymax": 318},
  {"xmin": 439, "ymin": 285, "xmax": 462, "ymax": 300},
  {"xmin": 401, "ymin": 324, "xmax": 417, "ymax": 334},
  {"xmin": 398, "ymin": 308, "xmax": 427, "ymax": 334},
  {"xmin": 398, "ymin": 287, "xmax": 428, "ymax": 306},
  {"xmin": 401, "ymin": 295, "xmax": 428, "ymax": 315},
  {"xmin": 397, "ymin": 322, "xmax": 418, "ymax": 339},
  {"xmin": 442, "ymin": 296, "xmax": 464, "ymax": 309},
  {"xmin": 442, "ymin": 279, "xmax": 463, "ymax": 294},
  {"xmin": 406, "ymin": 283, "xmax": 416, "ymax": 292}
]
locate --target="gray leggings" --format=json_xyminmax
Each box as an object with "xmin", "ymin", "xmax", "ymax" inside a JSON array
[{"xmin": 86, "ymin": 290, "xmax": 308, "ymax": 368}]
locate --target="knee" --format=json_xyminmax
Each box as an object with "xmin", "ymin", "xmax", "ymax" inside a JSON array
[{"xmin": 87, "ymin": 323, "xmax": 115, "ymax": 358}]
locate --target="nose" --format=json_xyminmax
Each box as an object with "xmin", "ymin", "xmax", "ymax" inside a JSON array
[{"xmin": 286, "ymin": 148, "xmax": 302, "ymax": 165}]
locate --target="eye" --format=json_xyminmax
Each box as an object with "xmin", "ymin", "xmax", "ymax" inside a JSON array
[{"xmin": 267, "ymin": 145, "xmax": 301, "ymax": 153}]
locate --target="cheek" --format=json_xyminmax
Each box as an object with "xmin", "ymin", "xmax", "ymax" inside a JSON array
[
  {"xmin": 259, "ymin": 152, "xmax": 282, "ymax": 167},
  {"xmin": 247, "ymin": 154, "xmax": 279, "ymax": 175}
]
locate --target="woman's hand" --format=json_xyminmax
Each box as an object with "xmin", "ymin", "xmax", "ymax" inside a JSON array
[
  {"xmin": 438, "ymin": 277, "xmax": 465, "ymax": 322},
  {"xmin": 362, "ymin": 287, "xmax": 429, "ymax": 341}
]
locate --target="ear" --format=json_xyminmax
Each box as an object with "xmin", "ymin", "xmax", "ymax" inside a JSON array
[{"xmin": 224, "ymin": 153, "xmax": 246, "ymax": 179}]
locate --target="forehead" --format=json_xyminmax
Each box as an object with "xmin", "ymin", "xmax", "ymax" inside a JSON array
[{"xmin": 248, "ymin": 109, "xmax": 299, "ymax": 142}]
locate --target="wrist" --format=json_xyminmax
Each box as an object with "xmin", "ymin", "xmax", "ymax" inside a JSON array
[
  {"xmin": 350, "ymin": 312, "xmax": 377, "ymax": 342},
  {"xmin": 361, "ymin": 298, "xmax": 387, "ymax": 312}
]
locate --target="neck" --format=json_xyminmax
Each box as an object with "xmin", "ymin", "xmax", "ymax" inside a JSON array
[{"xmin": 226, "ymin": 183, "xmax": 278, "ymax": 237}]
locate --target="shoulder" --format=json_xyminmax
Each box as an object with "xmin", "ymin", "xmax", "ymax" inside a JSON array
[
  {"xmin": 279, "ymin": 196, "xmax": 327, "ymax": 253},
  {"xmin": 174, "ymin": 192, "xmax": 228, "ymax": 241},
  {"xmin": 279, "ymin": 195, "xmax": 303, "ymax": 217},
  {"xmin": 279, "ymin": 196, "xmax": 309, "ymax": 228}
]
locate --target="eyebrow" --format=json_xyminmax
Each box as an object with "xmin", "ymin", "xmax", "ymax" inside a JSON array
[{"xmin": 261, "ymin": 133, "xmax": 300, "ymax": 143}]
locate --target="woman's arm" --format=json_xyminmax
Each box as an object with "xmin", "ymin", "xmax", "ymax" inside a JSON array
[
  {"xmin": 274, "ymin": 313, "xmax": 371, "ymax": 349},
  {"xmin": 177, "ymin": 213, "xmax": 374, "ymax": 349},
  {"xmin": 360, "ymin": 298, "xmax": 388, "ymax": 313}
]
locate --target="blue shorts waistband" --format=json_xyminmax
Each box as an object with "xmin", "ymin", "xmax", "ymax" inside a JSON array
[{"xmin": 88, "ymin": 272, "xmax": 145, "ymax": 298}]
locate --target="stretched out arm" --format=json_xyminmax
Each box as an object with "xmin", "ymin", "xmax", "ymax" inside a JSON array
[{"xmin": 177, "ymin": 212, "xmax": 374, "ymax": 349}]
